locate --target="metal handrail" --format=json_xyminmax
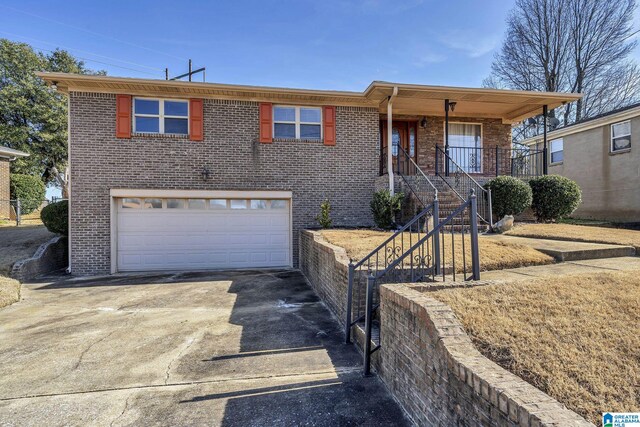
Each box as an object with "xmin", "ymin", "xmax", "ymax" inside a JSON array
[
  {"xmin": 436, "ymin": 146, "xmax": 493, "ymax": 226},
  {"xmin": 437, "ymin": 146, "xmax": 486, "ymax": 192},
  {"xmin": 358, "ymin": 191, "xmax": 481, "ymax": 375},
  {"xmin": 396, "ymin": 145, "xmax": 438, "ymax": 200},
  {"xmin": 352, "ymin": 202, "xmax": 436, "ymax": 270},
  {"xmin": 346, "ymin": 200, "xmax": 440, "ymax": 344}
]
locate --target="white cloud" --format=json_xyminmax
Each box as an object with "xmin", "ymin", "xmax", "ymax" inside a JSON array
[
  {"xmin": 438, "ymin": 30, "xmax": 500, "ymax": 58},
  {"xmin": 413, "ymin": 51, "xmax": 447, "ymax": 67}
]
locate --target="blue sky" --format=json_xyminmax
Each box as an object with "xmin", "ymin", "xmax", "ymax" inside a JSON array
[{"xmin": 1, "ymin": 0, "xmax": 520, "ymax": 90}]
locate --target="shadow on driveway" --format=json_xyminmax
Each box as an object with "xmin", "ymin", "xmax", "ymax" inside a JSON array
[{"xmin": 0, "ymin": 269, "xmax": 410, "ymax": 426}]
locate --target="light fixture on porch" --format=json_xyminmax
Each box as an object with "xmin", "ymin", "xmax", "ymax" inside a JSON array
[
  {"xmin": 420, "ymin": 117, "xmax": 428, "ymax": 128},
  {"xmin": 446, "ymin": 101, "xmax": 457, "ymax": 112}
]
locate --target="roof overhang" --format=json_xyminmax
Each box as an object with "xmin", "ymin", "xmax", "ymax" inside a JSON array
[
  {"xmin": 365, "ymin": 82, "xmax": 582, "ymax": 124},
  {"xmin": 37, "ymin": 72, "xmax": 582, "ymax": 124},
  {"xmin": 0, "ymin": 146, "xmax": 29, "ymax": 161},
  {"xmin": 36, "ymin": 72, "xmax": 374, "ymax": 108},
  {"xmin": 521, "ymin": 104, "xmax": 640, "ymax": 145}
]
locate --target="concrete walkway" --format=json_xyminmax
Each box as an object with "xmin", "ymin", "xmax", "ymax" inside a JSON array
[
  {"xmin": 0, "ymin": 270, "xmax": 409, "ymax": 426},
  {"xmin": 482, "ymin": 256, "xmax": 640, "ymax": 281},
  {"xmin": 483, "ymin": 234, "xmax": 635, "ymax": 261}
]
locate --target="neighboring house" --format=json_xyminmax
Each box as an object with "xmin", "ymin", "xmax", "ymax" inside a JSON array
[
  {"xmin": 0, "ymin": 146, "xmax": 29, "ymax": 220},
  {"xmin": 523, "ymin": 103, "xmax": 640, "ymax": 222},
  {"xmin": 38, "ymin": 72, "xmax": 579, "ymax": 276}
]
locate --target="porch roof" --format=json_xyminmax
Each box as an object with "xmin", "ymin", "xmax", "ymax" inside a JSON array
[
  {"xmin": 365, "ymin": 82, "xmax": 582, "ymax": 124},
  {"xmin": 38, "ymin": 72, "xmax": 581, "ymax": 124}
]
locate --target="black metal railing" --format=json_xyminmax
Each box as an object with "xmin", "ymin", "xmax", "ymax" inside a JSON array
[
  {"xmin": 443, "ymin": 145, "xmax": 545, "ymax": 178},
  {"xmin": 395, "ymin": 145, "xmax": 438, "ymax": 208},
  {"xmin": 345, "ymin": 192, "xmax": 481, "ymax": 375},
  {"xmin": 435, "ymin": 146, "xmax": 493, "ymax": 225}
]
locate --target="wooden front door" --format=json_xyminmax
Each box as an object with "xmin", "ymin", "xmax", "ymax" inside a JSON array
[{"xmin": 380, "ymin": 120, "xmax": 417, "ymax": 175}]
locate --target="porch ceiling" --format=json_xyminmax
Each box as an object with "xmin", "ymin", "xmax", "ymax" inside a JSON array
[{"xmin": 366, "ymin": 82, "xmax": 582, "ymax": 124}]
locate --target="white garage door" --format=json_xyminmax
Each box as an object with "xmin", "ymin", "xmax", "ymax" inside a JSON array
[{"xmin": 116, "ymin": 197, "xmax": 290, "ymax": 272}]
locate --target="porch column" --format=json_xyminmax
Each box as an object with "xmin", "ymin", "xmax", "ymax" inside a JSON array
[
  {"xmin": 444, "ymin": 99, "xmax": 450, "ymax": 176},
  {"xmin": 542, "ymin": 104, "xmax": 548, "ymax": 175},
  {"xmin": 387, "ymin": 87, "xmax": 398, "ymax": 195}
]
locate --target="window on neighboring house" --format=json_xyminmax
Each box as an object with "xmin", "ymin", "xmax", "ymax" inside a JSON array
[
  {"xmin": 273, "ymin": 106, "xmax": 322, "ymax": 140},
  {"xmin": 133, "ymin": 98, "xmax": 189, "ymax": 135},
  {"xmin": 611, "ymin": 120, "xmax": 631, "ymax": 152},
  {"xmin": 550, "ymin": 138, "xmax": 563, "ymax": 163}
]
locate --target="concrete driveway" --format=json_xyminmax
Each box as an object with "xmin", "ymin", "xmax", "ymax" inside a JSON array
[{"xmin": 0, "ymin": 269, "xmax": 409, "ymax": 426}]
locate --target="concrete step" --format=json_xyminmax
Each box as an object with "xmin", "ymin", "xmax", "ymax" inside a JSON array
[
  {"xmin": 481, "ymin": 256, "xmax": 640, "ymax": 281},
  {"xmin": 482, "ymin": 235, "xmax": 636, "ymax": 262}
]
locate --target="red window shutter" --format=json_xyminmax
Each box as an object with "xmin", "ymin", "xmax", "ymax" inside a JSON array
[
  {"xmin": 115, "ymin": 95, "xmax": 131, "ymax": 138},
  {"xmin": 323, "ymin": 106, "xmax": 336, "ymax": 146},
  {"xmin": 259, "ymin": 102, "xmax": 273, "ymax": 143},
  {"xmin": 189, "ymin": 99, "xmax": 204, "ymax": 141}
]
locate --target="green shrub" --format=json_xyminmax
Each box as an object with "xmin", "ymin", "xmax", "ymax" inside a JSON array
[
  {"xmin": 529, "ymin": 175, "xmax": 581, "ymax": 222},
  {"xmin": 316, "ymin": 199, "xmax": 332, "ymax": 229},
  {"xmin": 485, "ymin": 176, "xmax": 532, "ymax": 219},
  {"xmin": 371, "ymin": 190, "xmax": 404, "ymax": 229},
  {"xmin": 9, "ymin": 174, "xmax": 46, "ymax": 214},
  {"xmin": 40, "ymin": 200, "xmax": 68, "ymax": 235}
]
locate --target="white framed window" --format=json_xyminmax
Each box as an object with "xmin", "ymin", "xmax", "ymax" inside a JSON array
[
  {"xmin": 133, "ymin": 98, "xmax": 189, "ymax": 135},
  {"xmin": 611, "ymin": 120, "xmax": 631, "ymax": 152},
  {"xmin": 273, "ymin": 106, "xmax": 322, "ymax": 140},
  {"xmin": 447, "ymin": 122, "xmax": 483, "ymax": 173},
  {"xmin": 550, "ymin": 138, "xmax": 563, "ymax": 164}
]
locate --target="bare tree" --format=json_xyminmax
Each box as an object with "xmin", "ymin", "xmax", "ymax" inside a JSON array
[{"xmin": 486, "ymin": 0, "xmax": 640, "ymax": 130}]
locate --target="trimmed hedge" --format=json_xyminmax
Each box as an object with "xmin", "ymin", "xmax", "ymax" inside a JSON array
[
  {"xmin": 9, "ymin": 174, "xmax": 46, "ymax": 215},
  {"xmin": 40, "ymin": 200, "xmax": 68, "ymax": 235},
  {"xmin": 529, "ymin": 175, "xmax": 581, "ymax": 222},
  {"xmin": 486, "ymin": 176, "xmax": 532, "ymax": 219},
  {"xmin": 371, "ymin": 189, "xmax": 404, "ymax": 229}
]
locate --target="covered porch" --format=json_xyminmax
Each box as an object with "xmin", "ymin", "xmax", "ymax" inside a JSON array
[{"xmin": 364, "ymin": 82, "xmax": 581, "ymax": 183}]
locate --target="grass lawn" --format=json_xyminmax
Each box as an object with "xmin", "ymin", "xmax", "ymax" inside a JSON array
[
  {"xmin": 506, "ymin": 223, "xmax": 640, "ymax": 252},
  {"xmin": 430, "ymin": 271, "xmax": 640, "ymax": 424},
  {"xmin": 0, "ymin": 225, "xmax": 54, "ymax": 276},
  {"xmin": 321, "ymin": 229, "xmax": 554, "ymax": 272},
  {"xmin": 0, "ymin": 276, "xmax": 20, "ymax": 308}
]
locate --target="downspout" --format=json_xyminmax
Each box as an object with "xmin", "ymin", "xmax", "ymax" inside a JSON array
[
  {"xmin": 542, "ymin": 104, "xmax": 548, "ymax": 175},
  {"xmin": 387, "ymin": 86, "xmax": 398, "ymax": 195},
  {"xmin": 67, "ymin": 95, "xmax": 72, "ymax": 274}
]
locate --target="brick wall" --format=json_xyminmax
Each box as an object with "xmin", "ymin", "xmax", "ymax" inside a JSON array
[
  {"xmin": 379, "ymin": 284, "xmax": 593, "ymax": 426},
  {"xmin": 299, "ymin": 230, "xmax": 350, "ymax": 323},
  {"xmin": 0, "ymin": 159, "xmax": 10, "ymax": 219},
  {"xmin": 300, "ymin": 236, "xmax": 593, "ymax": 427},
  {"xmin": 69, "ymin": 92, "xmax": 379, "ymax": 275}
]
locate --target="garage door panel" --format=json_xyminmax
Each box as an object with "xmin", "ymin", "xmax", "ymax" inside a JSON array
[{"xmin": 116, "ymin": 197, "xmax": 290, "ymax": 272}]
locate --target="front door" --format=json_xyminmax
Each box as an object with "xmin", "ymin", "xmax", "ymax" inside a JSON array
[{"xmin": 380, "ymin": 121, "xmax": 417, "ymax": 175}]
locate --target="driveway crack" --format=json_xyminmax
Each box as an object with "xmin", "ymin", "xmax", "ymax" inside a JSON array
[
  {"xmin": 109, "ymin": 393, "xmax": 132, "ymax": 427},
  {"xmin": 164, "ymin": 334, "xmax": 199, "ymax": 385}
]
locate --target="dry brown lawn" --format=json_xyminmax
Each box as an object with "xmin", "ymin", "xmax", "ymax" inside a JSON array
[
  {"xmin": 0, "ymin": 225, "xmax": 54, "ymax": 276},
  {"xmin": 0, "ymin": 276, "xmax": 20, "ymax": 308},
  {"xmin": 431, "ymin": 271, "xmax": 640, "ymax": 425},
  {"xmin": 321, "ymin": 229, "xmax": 553, "ymax": 272},
  {"xmin": 507, "ymin": 223, "xmax": 640, "ymax": 252}
]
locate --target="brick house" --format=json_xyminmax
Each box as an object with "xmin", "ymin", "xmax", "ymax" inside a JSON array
[
  {"xmin": 0, "ymin": 146, "xmax": 29, "ymax": 220},
  {"xmin": 38, "ymin": 72, "xmax": 579, "ymax": 276},
  {"xmin": 523, "ymin": 103, "xmax": 640, "ymax": 222}
]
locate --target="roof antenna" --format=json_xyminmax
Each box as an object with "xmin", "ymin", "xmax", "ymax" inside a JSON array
[{"xmin": 167, "ymin": 59, "xmax": 206, "ymax": 82}]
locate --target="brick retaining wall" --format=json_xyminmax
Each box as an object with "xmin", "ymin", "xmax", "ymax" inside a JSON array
[{"xmin": 300, "ymin": 229, "xmax": 593, "ymax": 427}]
